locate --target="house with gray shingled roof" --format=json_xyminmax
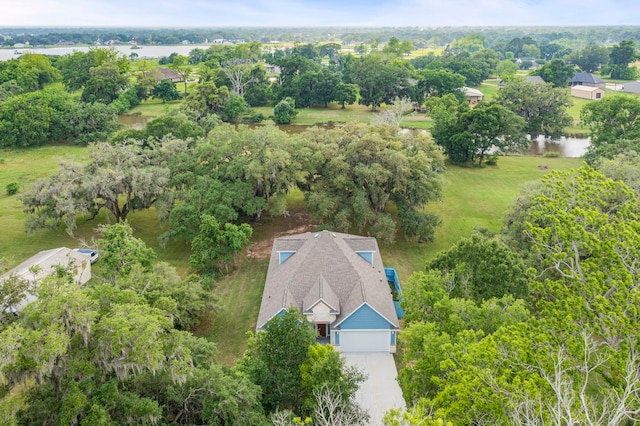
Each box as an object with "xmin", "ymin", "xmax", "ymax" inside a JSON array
[
  {"xmin": 257, "ymin": 230, "xmax": 400, "ymax": 353},
  {"xmin": 569, "ymin": 72, "xmax": 605, "ymax": 88}
]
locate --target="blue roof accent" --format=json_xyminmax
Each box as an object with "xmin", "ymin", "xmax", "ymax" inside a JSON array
[
  {"xmin": 278, "ymin": 251, "xmax": 295, "ymax": 264},
  {"xmin": 356, "ymin": 251, "xmax": 374, "ymax": 265},
  {"xmin": 338, "ymin": 303, "xmax": 395, "ymax": 330}
]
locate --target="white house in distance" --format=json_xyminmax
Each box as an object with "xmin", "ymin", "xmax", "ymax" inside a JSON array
[
  {"xmin": 1, "ymin": 247, "xmax": 92, "ymax": 313},
  {"xmin": 257, "ymin": 231, "xmax": 401, "ymax": 353}
]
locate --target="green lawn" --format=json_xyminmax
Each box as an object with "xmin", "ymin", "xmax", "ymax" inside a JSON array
[
  {"xmin": 1, "ymin": 145, "xmax": 582, "ymax": 364},
  {"xmin": 478, "ymin": 81, "xmax": 500, "ymax": 100},
  {"xmin": 378, "ymin": 156, "xmax": 582, "ymax": 280}
]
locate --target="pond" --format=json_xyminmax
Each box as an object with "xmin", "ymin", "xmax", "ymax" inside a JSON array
[
  {"xmin": 116, "ymin": 116, "xmax": 592, "ymax": 158},
  {"xmin": 117, "ymin": 115, "xmax": 152, "ymax": 130},
  {"xmin": 527, "ymin": 135, "xmax": 591, "ymax": 158}
]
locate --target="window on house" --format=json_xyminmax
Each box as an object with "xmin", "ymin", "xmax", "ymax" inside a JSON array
[
  {"xmin": 278, "ymin": 251, "xmax": 296, "ymax": 264},
  {"xmin": 356, "ymin": 251, "xmax": 374, "ymax": 265}
]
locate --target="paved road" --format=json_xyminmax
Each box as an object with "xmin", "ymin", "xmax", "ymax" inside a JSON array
[{"xmin": 343, "ymin": 353, "xmax": 406, "ymax": 425}]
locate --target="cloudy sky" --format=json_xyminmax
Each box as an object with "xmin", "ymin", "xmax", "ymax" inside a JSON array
[{"xmin": 1, "ymin": 0, "xmax": 639, "ymax": 27}]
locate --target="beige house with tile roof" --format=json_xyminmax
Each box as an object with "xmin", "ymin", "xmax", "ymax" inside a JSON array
[{"xmin": 257, "ymin": 230, "xmax": 400, "ymax": 353}]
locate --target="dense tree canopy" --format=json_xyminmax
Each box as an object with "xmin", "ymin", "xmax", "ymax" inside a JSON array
[
  {"xmin": 496, "ymin": 78, "xmax": 572, "ymax": 138},
  {"xmin": 349, "ymin": 54, "xmax": 411, "ymax": 111},
  {"xmin": 580, "ymin": 95, "xmax": 640, "ymax": 162},
  {"xmin": 414, "ymin": 68, "xmax": 465, "ymax": 104},
  {"xmin": 0, "ymin": 53, "xmax": 59, "ymax": 92},
  {"xmin": 609, "ymin": 39, "xmax": 638, "ymax": 79},
  {"xmin": 426, "ymin": 233, "xmax": 529, "ymax": 302},
  {"xmin": 397, "ymin": 166, "xmax": 640, "ymax": 424},
  {"xmin": 533, "ymin": 58, "xmax": 575, "ymax": 87},
  {"xmin": 430, "ymin": 99, "xmax": 527, "ymax": 165},
  {"xmin": 239, "ymin": 309, "xmax": 365, "ymax": 419},
  {"xmin": 189, "ymin": 214, "xmax": 253, "ymax": 275},
  {"xmin": 57, "ymin": 48, "xmax": 129, "ymax": 91},
  {"xmin": 302, "ymin": 123, "xmax": 443, "ymax": 243},
  {"xmin": 567, "ymin": 45, "xmax": 610, "ymax": 73},
  {"xmin": 163, "ymin": 124, "xmax": 305, "ymax": 245},
  {"xmin": 0, "ymin": 89, "xmax": 116, "ymax": 147},
  {"xmin": 0, "ymin": 228, "xmax": 262, "ymax": 425}
]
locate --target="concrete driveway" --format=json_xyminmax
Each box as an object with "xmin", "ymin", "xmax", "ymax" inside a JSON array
[{"xmin": 343, "ymin": 353, "xmax": 406, "ymax": 425}]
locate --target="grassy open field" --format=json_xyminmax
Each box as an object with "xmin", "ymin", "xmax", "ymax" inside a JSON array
[
  {"xmin": 253, "ymin": 103, "xmax": 435, "ymax": 129},
  {"xmin": 1, "ymin": 144, "xmax": 582, "ymax": 363}
]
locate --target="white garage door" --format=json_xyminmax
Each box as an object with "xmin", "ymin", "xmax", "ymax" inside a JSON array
[{"xmin": 340, "ymin": 330, "xmax": 390, "ymax": 352}]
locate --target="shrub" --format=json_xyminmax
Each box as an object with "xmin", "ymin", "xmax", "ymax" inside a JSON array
[
  {"xmin": 6, "ymin": 181, "xmax": 18, "ymax": 196},
  {"xmin": 273, "ymin": 97, "xmax": 297, "ymax": 124},
  {"xmin": 246, "ymin": 112, "xmax": 265, "ymax": 123},
  {"xmin": 485, "ymin": 153, "xmax": 500, "ymax": 165},
  {"xmin": 544, "ymin": 151, "xmax": 560, "ymax": 158}
]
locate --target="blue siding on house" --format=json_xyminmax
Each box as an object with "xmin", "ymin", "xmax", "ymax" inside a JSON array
[
  {"xmin": 339, "ymin": 304, "xmax": 393, "ymax": 330},
  {"xmin": 385, "ymin": 267, "xmax": 405, "ymax": 319},
  {"xmin": 278, "ymin": 251, "xmax": 295, "ymax": 264},
  {"xmin": 334, "ymin": 332, "xmax": 340, "ymax": 345},
  {"xmin": 356, "ymin": 251, "xmax": 374, "ymax": 264},
  {"xmin": 391, "ymin": 331, "xmax": 396, "ymax": 345}
]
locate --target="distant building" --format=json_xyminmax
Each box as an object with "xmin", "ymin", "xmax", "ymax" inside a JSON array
[
  {"xmin": 463, "ymin": 86, "xmax": 484, "ymax": 104},
  {"xmin": 154, "ymin": 68, "xmax": 182, "ymax": 82},
  {"xmin": 621, "ymin": 81, "xmax": 640, "ymax": 94},
  {"xmin": 517, "ymin": 57, "xmax": 539, "ymax": 69},
  {"xmin": 1, "ymin": 247, "xmax": 92, "ymax": 313},
  {"xmin": 571, "ymin": 85, "xmax": 605, "ymax": 100},
  {"xmin": 526, "ymin": 76, "xmax": 546, "ymax": 84},
  {"xmin": 498, "ymin": 75, "xmax": 546, "ymax": 87},
  {"xmin": 569, "ymin": 72, "xmax": 605, "ymax": 89}
]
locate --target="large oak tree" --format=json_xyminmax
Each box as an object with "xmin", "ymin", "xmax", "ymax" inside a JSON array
[
  {"xmin": 21, "ymin": 140, "xmax": 180, "ymax": 235},
  {"xmin": 301, "ymin": 123, "xmax": 444, "ymax": 243}
]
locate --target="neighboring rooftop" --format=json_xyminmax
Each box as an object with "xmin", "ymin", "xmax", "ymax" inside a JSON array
[{"xmin": 569, "ymin": 72, "xmax": 605, "ymax": 85}]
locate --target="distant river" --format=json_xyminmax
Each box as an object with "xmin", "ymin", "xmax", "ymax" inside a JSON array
[{"xmin": 0, "ymin": 45, "xmax": 210, "ymax": 61}]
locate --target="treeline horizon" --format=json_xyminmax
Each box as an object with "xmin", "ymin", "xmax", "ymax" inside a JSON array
[{"xmin": 2, "ymin": 25, "xmax": 640, "ymax": 48}]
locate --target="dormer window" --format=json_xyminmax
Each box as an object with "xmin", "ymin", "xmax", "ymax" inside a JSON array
[
  {"xmin": 356, "ymin": 251, "xmax": 374, "ymax": 265},
  {"xmin": 278, "ymin": 251, "xmax": 296, "ymax": 264}
]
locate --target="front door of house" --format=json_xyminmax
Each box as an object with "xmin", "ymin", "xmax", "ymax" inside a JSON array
[{"xmin": 317, "ymin": 323, "xmax": 327, "ymax": 337}]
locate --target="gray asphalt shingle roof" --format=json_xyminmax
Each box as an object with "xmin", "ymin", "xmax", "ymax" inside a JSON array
[
  {"xmin": 570, "ymin": 72, "xmax": 605, "ymax": 85},
  {"xmin": 256, "ymin": 230, "xmax": 399, "ymax": 330}
]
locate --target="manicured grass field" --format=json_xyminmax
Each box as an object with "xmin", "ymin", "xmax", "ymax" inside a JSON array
[{"xmin": 1, "ymin": 145, "xmax": 582, "ymax": 364}]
